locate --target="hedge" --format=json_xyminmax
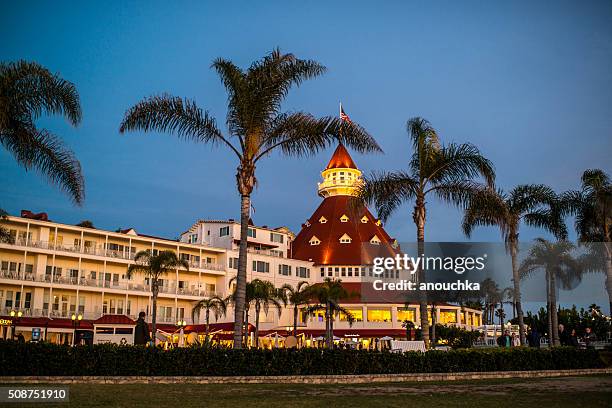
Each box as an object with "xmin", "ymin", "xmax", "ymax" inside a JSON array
[{"xmin": 0, "ymin": 341, "xmax": 604, "ymax": 377}]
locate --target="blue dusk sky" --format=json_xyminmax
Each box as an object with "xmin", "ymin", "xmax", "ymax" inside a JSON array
[{"xmin": 1, "ymin": 1, "xmax": 611, "ymax": 309}]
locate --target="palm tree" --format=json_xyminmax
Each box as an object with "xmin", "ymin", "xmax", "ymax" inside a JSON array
[
  {"xmin": 562, "ymin": 169, "xmax": 612, "ymax": 312},
  {"xmin": 305, "ymin": 278, "xmax": 356, "ymax": 348},
  {"xmin": 127, "ymin": 250, "xmax": 189, "ymax": 343},
  {"xmin": 519, "ymin": 238, "xmax": 581, "ymax": 346},
  {"xmin": 228, "ymin": 276, "xmax": 257, "ymax": 347},
  {"xmin": 0, "ymin": 60, "xmax": 84, "ymax": 204},
  {"xmin": 250, "ymin": 279, "xmax": 286, "ymax": 347},
  {"xmin": 119, "ymin": 49, "xmax": 380, "ymax": 348},
  {"xmin": 192, "ymin": 295, "xmax": 228, "ymax": 339},
  {"xmin": 280, "ymin": 281, "xmax": 311, "ymax": 336},
  {"xmin": 463, "ymin": 185, "xmax": 566, "ymax": 345},
  {"xmin": 358, "ymin": 117, "xmax": 495, "ymax": 346},
  {"xmin": 0, "ymin": 209, "xmax": 12, "ymax": 243}
]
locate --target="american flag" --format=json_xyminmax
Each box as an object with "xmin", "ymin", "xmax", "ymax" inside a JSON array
[{"xmin": 339, "ymin": 103, "xmax": 351, "ymax": 123}]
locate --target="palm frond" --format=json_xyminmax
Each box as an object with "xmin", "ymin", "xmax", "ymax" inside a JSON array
[
  {"xmin": 1, "ymin": 124, "xmax": 84, "ymax": 205},
  {"xmin": 1, "ymin": 60, "xmax": 81, "ymax": 125},
  {"xmin": 425, "ymin": 142, "xmax": 495, "ymax": 188},
  {"xmin": 119, "ymin": 94, "xmax": 240, "ymax": 157},
  {"xmin": 357, "ymin": 171, "xmax": 419, "ymax": 222},
  {"xmin": 462, "ymin": 188, "xmax": 509, "ymax": 238}
]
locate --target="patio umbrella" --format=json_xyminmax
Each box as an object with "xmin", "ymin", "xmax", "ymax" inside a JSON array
[{"xmin": 380, "ymin": 336, "xmax": 394, "ymax": 341}]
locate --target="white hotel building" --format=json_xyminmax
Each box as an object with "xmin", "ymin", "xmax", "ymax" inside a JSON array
[{"xmin": 0, "ymin": 145, "xmax": 481, "ymax": 345}]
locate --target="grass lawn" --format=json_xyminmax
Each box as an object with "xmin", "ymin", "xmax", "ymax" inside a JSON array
[{"xmin": 7, "ymin": 375, "xmax": 612, "ymax": 407}]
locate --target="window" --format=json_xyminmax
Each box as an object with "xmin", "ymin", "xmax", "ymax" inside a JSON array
[
  {"xmin": 339, "ymin": 233, "xmax": 352, "ymax": 243},
  {"xmin": 367, "ymin": 308, "xmax": 392, "ymax": 322},
  {"xmin": 370, "ymin": 235, "xmax": 381, "ymax": 245},
  {"xmin": 320, "ymin": 267, "xmax": 325, "ymax": 277},
  {"xmin": 327, "ymin": 267, "xmax": 333, "ymax": 277},
  {"xmin": 397, "ymin": 307, "xmax": 416, "ymax": 323},
  {"xmin": 309, "ymin": 236, "xmax": 321, "ymax": 246},
  {"xmin": 439, "ymin": 310, "xmax": 458, "ymax": 324},
  {"xmin": 270, "ymin": 232, "xmax": 284, "ymax": 243},
  {"xmin": 347, "ymin": 267, "xmax": 353, "ymax": 277},
  {"xmin": 341, "ymin": 267, "xmax": 346, "ymax": 277},
  {"xmin": 297, "ymin": 267, "xmax": 310, "ymax": 278},
  {"xmin": 229, "ymin": 257, "xmax": 239, "ymax": 269},
  {"xmin": 96, "ymin": 327, "xmax": 114, "ymax": 334},
  {"xmin": 189, "ymin": 234, "xmax": 198, "ymax": 244},
  {"xmin": 219, "ymin": 226, "xmax": 230, "ymax": 237},
  {"xmin": 319, "ymin": 216, "xmax": 327, "ymax": 224},
  {"xmin": 340, "ymin": 308, "xmax": 363, "ymax": 322},
  {"xmin": 115, "ymin": 327, "xmax": 134, "ymax": 335},
  {"xmin": 340, "ymin": 214, "xmax": 349, "ymax": 223},
  {"xmin": 278, "ymin": 264, "xmax": 292, "ymax": 276},
  {"xmin": 360, "ymin": 216, "xmax": 368, "ymax": 223},
  {"xmin": 252, "ymin": 261, "xmax": 269, "ymax": 273},
  {"xmin": 247, "ymin": 228, "xmax": 257, "ymax": 238},
  {"xmin": 270, "ymin": 249, "xmax": 284, "ymax": 258}
]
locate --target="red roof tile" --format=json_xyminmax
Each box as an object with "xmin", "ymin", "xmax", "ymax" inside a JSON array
[{"xmin": 291, "ymin": 195, "xmax": 398, "ymax": 265}]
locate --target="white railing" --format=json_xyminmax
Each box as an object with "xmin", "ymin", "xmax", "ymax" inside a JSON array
[{"xmin": 3, "ymin": 239, "xmax": 223, "ymax": 270}]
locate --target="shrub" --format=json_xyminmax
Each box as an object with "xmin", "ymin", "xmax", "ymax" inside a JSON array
[{"xmin": 0, "ymin": 341, "xmax": 604, "ymax": 377}]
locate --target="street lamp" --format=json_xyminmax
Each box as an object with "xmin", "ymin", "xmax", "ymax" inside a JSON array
[
  {"xmin": 71, "ymin": 313, "xmax": 83, "ymax": 346},
  {"xmin": 176, "ymin": 320, "xmax": 187, "ymax": 347},
  {"xmin": 10, "ymin": 310, "xmax": 22, "ymax": 340}
]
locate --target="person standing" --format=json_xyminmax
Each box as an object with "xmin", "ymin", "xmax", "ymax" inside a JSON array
[
  {"xmin": 511, "ymin": 332, "xmax": 520, "ymax": 347},
  {"xmin": 558, "ymin": 324, "xmax": 569, "ymax": 346},
  {"xmin": 583, "ymin": 327, "xmax": 597, "ymax": 348},
  {"xmin": 569, "ymin": 329, "xmax": 579, "ymax": 347},
  {"xmin": 134, "ymin": 311, "xmax": 151, "ymax": 345}
]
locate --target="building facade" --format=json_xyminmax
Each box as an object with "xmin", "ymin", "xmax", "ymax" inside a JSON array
[{"xmin": 0, "ymin": 145, "xmax": 481, "ymax": 345}]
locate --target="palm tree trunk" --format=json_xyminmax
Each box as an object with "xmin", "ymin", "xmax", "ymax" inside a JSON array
[
  {"xmin": 232, "ymin": 193, "xmax": 251, "ymax": 349},
  {"xmin": 430, "ymin": 304, "xmax": 437, "ymax": 345},
  {"xmin": 550, "ymin": 272, "xmax": 559, "ymax": 346},
  {"xmin": 151, "ymin": 283, "xmax": 159, "ymax": 345},
  {"xmin": 325, "ymin": 304, "xmax": 332, "ymax": 348},
  {"xmin": 546, "ymin": 269, "xmax": 553, "ymax": 347},
  {"xmin": 293, "ymin": 306, "xmax": 298, "ymax": 336},
  {"xmin": 205, "ymin": 309, "xmax": 210, "ymax": 338},
  {"xmin": 244, "ymin": 307, "xmax": 249, "ymax": 348},
  {"xmin": 605, "ymin": 243, "xmax": 612, "ymax": 315},
  {"xmin": 254, "ymin": 301, "xmax": 261, "ymax": 348},
  {"xmin": 510, "ymin": 240, "xmax": 526, "ymax": 345},
  {"xmin": 414, "ymin": 198, "xmax": 430, "ymax": 347}
]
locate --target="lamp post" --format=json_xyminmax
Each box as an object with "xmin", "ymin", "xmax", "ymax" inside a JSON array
[
  {"xmin": 176, "ymin": 320, "xmax": 187, "ymax": 347},
  {"xmin": 10, "ymin": 310, "xmax": 22, "ymax": 340},
  {"xmin": 71, "ymin": 313, "xmax": 83, "ymax": 346}
]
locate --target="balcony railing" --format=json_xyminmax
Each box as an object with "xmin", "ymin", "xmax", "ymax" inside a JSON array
[
  {"xmin": 2, "ymin": 238, "xmax": 225, "ymax": 270},
  {"xmin": 0, "ymin": 308, "xmax": 198, "ymax": 325},
  {"xmin": 0, "ymin": 269, "xmax": 212, "ymax": 298},
  {"xmin": 247, "ymin": 248, "xmax": 284, "ymax": 258}
]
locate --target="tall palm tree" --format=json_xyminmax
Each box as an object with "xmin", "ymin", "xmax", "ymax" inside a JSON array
[
  {"xmin": 280, "ymin": 281, "xmax": 311, "ymax": 336},
  {"xmin": 228, "ymin": 276, "xmax": 256, "ymax": 347},
  {"xmin": 463, "ymin": 186, "xmax": 567, "ymax": 344},
  {"xmin": 192, "ymin": 295, "xmax": 228, "ymax": 338},
  {"xmin": 358, "ymin": 117, "xmax": 495, "ymax": 346},
  {"xmin": 519, "ymin": 238, "xmax": 581, "ymax": 345},
  {"xmin": 119, "ymin": 49, "xmax": 380, "ymax": 348},
  {"xmin": 127, "ymin": 250, "xmax": 189, "ymax": 343},
  {"xmin": 562, "ymin": 169, "xmax": 612, "ymax": 312},
  {"xmin": 0, "ymin": 60, "xmax": 84, "ymax": 204},
  {"xmin": 305, "ymin": 278, "xmax": 355, "ymax": 348}
]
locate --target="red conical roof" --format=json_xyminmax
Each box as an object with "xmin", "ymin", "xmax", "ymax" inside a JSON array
[
  {"xmin": 291, "ymin": 195, "xmax": 398, "ymax": 265},
  {"xmin": 325, "ymin": 144, "xmax": 358, "ymax": 170}
]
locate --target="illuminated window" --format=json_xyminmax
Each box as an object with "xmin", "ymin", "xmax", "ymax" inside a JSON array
[
  {"xmin": 319, "ymin": 216, "xmax": 327, "ymax": 224},
  {"xmin": 370, "ymin": 235, "xmax": 381, "ymax": 245},
  {"xmin": 339, "ymin": 233, "xmax": 352, "ymax": 244},
  {"xmin": 339, "ymin": 308, "xmax": 363, "ymax": 322},
  {"xmin": 397, "ymin": 307, "xmax": 416, "ymax": 322},
  {"xmin": 367, "ymin": 308, "xmax": 391, "ymax": 322},
  {"xmin": 309, "ymin": 236, "xmax": 321, "ymax": 245},
  {"xmin": 360, "ymin": 216, "xmax": 368, "ymax": 223},
  {"xmin": 439, "ymin": 310, "xmax": 458, "ymax": 324},
  {"xmin": 340, "ymin": 214, "xmax": 349, "ymax": 223},
  {"xmin": 376, "ymin": 220, "xmax": 382, "ymax": 226}
]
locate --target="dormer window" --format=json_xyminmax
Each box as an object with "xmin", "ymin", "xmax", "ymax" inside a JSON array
[
  {"xmin": 376, "ymin": 219, "xmax": 382, "ymax": 226},
  {"xmin": 319, "ymin": 216, "xmax": 327, "ymax": 224},
  {"xmin": 309, "ymin": 236, "xmax": 321, "ymax": 246},
  {"xmin": 370, "ymin": 235, "xmax": 381, "ymax": 245},
  {"xmin": 340, "ymin": 214, "xmax": 349, "ymax": 223},
  {"xmin": 360, "ymin": 216, "xmax": 368, "ymax": 223},
  {"xmin": 339, "ymin": 233, "xmax": 352, "ymax": 244}
]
